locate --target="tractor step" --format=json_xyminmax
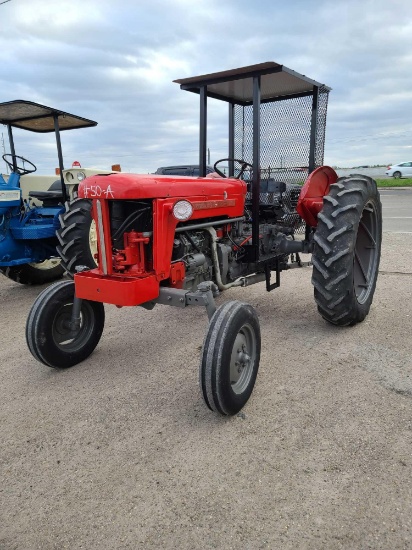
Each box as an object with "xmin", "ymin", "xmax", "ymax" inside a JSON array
[{"xmin": 11, "ymin": 222, "xmax": 59, "ymax": 240}]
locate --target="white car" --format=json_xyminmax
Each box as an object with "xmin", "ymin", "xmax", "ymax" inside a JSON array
[{"xmin": 386, "ymin": 161, "xmax": 412, "ymax": 178}]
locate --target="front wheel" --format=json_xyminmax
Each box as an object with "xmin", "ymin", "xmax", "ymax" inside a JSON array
[
  {"xmin": 0, "ymin": 259, "xmax": 64, "ymax": 285},
  {"xmin": 200, "ymin": 301, "xmax": 261, "ymax": 415},
  {"xmin": 26, "ymin": 280, "xmax": 105, "ymax": 368},
  {"xmin": 311, "ymin": 174, "xmax": 382, "ymax": 326}
]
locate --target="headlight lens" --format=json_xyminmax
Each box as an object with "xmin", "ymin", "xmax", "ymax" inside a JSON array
[
  {"xmin": 77, "ymin": 171, "xmax": 86, "ymax": 181},
  {"xmin": 173, "ymin": 200, "xmax": 193, "ymax": 221}
]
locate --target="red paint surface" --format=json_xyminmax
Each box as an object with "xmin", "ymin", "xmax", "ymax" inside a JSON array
[
  {"xmin": 296, "ymin": 166, "xmax": 338, "ymax": 226},
  {"xmin": 76, "ymin": 173, "xmax": 247, "ymax": 305}
]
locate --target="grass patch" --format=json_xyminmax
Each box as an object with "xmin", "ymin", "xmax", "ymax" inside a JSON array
[{"xmin": 376, "ymin": 178, "xmax": 412, "ymax": 187}]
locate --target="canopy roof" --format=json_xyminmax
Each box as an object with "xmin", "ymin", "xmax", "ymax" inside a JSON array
[
  {"xmin": 174, "ymin": 62, "xmax": 330, "ymax": 105},
  {"xmin": 0, "ymin": 100, "xmax": 97, "ymax": 133}
]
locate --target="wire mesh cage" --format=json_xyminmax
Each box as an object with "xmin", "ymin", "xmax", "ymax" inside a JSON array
[
  {"xmin": 176, "ymin": 63, "xmax": 331, "ymax": 249},
  {"xmin": 234, "ymin": 86, "xmax": 329, "ymax": 185},
  {"xmin": 233, "ymin": 86, "xmax": 329, "ymax": 233}
]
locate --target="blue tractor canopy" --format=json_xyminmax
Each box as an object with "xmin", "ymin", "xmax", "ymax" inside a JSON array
[{"xmin": 0, "ymin": 100, "xmax": 97, "ymax": 201}]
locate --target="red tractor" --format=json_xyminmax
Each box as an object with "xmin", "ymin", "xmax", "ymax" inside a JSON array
[{"xmin": 26, "ymin": 62, "xmax": 382, "ymax": 416}]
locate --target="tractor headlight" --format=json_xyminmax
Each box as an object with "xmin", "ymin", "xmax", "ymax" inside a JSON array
[
  {"xmin": 65, "ymin": 171, "xmax": 74, "ymax": 182},
  {"xmin": 173, "ymin": 200, "xmax": 193, "ymax": 221},
  {"xmin": 77, "ymin": 171, "xmax": 86, "ymax": 181}
]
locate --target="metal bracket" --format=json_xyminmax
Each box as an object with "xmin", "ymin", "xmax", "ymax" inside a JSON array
[
  {"xmin": 154, "ymin": 282, "xmax": 218, "ymax": 320},
  {"xmin": 75, "ymin": 265, "xmax": 91, "ymax": 273},
  {"xmin": 189, "ymin": 281, "xmax": 218, "ymax": 319},
  {"xmin": 70, "ymin": 295, "xmax": 83, "ymax": 331},
  {"xmin": 265, "ymin": 261, "xmax": 280, "ymax": 292}
]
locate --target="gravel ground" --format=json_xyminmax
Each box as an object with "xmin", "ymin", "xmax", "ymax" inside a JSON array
[{"xmin": 1, "ymin": 232, "xmax": 412, "ymax": 550}]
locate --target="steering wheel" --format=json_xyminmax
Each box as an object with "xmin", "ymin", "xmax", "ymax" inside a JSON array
[
  {"xmin": 2, "ymin": 154, "xmax": 37, "ymax": 175},
  {"xmin": 213, "ymin": 158, "xmax": 253, "ymax": 179}
]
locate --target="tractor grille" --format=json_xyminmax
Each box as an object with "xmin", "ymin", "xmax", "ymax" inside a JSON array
[{"xmin": 109, "ymin": 199, "xmax": 153, "ymax": 250}]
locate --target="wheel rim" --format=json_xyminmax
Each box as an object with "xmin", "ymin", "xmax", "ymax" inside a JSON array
[
  {"xmin": 353, "ymin": 200, "xmax": 380, "ymax": 304},
  {"xmin": 28, "ymin": 259, "xmax": 61, "ymax": 270},
  {"xmin": 394, "ymin": 172, "xmax": 401, "ymax": 179},
  {"xmin": 229, "ymin": 323, "xmax": 257, "ymax": 394},
  {"xmin": 52, "ymin": 301, "xmax": 96, "ymax": 352}
]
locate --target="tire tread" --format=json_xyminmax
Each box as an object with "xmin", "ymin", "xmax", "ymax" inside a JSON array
[{"xmin": 311, "ymin": 175, "xmax": 382, "ymax": 326}]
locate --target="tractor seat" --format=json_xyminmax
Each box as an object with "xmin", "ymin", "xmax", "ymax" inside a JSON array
[
  {"xmin": 28, "ymin": 179, "xmax": 67, "ymax": 207},
  {"xmin": 260, "ymin": 178, "xmax": 287, "ymax": 194},
  {"xmin": 246, "ymin": 178, "xmax": 287, "ymax": 204}
]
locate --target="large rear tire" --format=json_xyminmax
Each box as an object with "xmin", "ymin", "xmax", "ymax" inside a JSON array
[
  {"xmin": 26, "ymin": 280, "xmax": 105, "ymax": 368},
  {"xmin": 200, "ymin": 301, "xmax": 261, "ymax": 415},
  {"xmin": 311, "ymin": 175, "xmax": 382, "ymax": 326},
  {"xmin": 56, "ymin": 197, "xmax": 97, "ymax": 276},
  {"xmin": 0, "ymin": 259, "xmax": 64, "ymax": 285}
]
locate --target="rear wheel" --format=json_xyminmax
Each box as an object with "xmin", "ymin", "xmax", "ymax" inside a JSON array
[
  {"xmin": 311, "ymin": 175, "xmax": 382, "ymax": 326},
  {"xmin": 26, "ymin": 279, "xmax": 104, "ymax": 368},
  {"xmin": 393, "ymin": 171, "xmax": 401, "ymax": 179},
  {"xmin": 200, "ymin": 301, "xmax": 261, "ymax": 415},
  {"xmin": 0, "ymin": 259, "xmax": 64, "ymax": 285},
  {"xmin": 56, "ymin": 197, "xmax": 97, "ymax": 276}
]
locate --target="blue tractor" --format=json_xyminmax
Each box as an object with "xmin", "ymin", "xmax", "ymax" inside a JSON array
[{"xmin": 0, "ymin": 100, "xmax": 97, "ymax": 284}]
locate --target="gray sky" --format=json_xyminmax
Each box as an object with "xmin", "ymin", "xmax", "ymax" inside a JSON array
[{"xmin": 0, "ymin": 0, "xmax": 411, "ymax": 173}]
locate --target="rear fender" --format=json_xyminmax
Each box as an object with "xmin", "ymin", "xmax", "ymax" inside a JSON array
[{"xmin": 296, "ymin": 166, "xmax": 338, "ymax": 227}]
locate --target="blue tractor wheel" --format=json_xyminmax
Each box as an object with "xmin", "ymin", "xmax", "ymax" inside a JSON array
[{"xmin": 0, "ymin": 260, "xmax": 64, "ymax": 285}]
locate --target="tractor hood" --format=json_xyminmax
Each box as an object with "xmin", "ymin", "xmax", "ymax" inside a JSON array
[{"xmin": 78, "ymin": 173, "xmax": 246, "ymax": 201}]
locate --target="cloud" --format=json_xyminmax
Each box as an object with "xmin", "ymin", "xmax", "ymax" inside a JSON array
[{"xmin": 1, "ymin": 0, "xmax": 411, "ymax": 173}]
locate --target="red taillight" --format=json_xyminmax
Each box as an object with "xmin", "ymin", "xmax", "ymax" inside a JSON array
[{"xmin": 386, "ymin": 166, "xmax": 391, "ymax": 170}]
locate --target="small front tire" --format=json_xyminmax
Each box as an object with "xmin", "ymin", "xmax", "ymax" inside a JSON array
[
  {"xmin": 26, "ymin": 280, "xmax": 105, "ymax": 368},
  {"xmin": 200, "ymin": 301, "xmax": 261, "ymax": 415}
]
